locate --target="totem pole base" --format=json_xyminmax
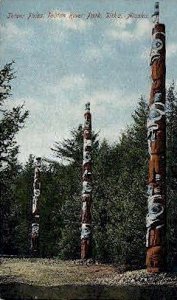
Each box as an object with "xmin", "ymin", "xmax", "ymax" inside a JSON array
[
  {"xmin": 81, "ymin": 239, "xmax": 91, "ymax": 259},
  {"xmin": 31, "ymin": 251, "xmax": 39, "ymax": 258},
  {"xmin": 147, "ymin": 267, "xmax": 160, "ymax": 273},
  {"xmin": 146, "ymin": 246, "xmax": 166, "ymax": 273}
]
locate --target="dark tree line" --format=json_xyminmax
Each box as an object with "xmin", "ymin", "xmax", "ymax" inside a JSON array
[
  {"xmin": 0, "ymin": 62, "xmax": 29, "ymax": 254},
  {"xmin": 0, "ymin": 63, "xmax": 177, "ymax": 269}
]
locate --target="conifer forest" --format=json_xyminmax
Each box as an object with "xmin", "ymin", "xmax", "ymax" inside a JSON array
[{"xmin": 1, "ymin": 61, "xmax": 177, "ymax": 271}]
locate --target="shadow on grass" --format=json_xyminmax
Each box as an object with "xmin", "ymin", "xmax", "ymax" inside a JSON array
[{"xmin": 0, "ymin": 282, "xmax": 177, "ymax": 300}]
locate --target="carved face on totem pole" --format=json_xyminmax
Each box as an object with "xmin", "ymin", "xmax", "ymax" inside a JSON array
[
  {"xmin": 31, "ymin": 222, "xmax": 39, "ymax": 250},
  {"xmin": 149, "ymin": 26, "xmax": 166, "ymax": 105},
  {"xmin": 81, "ymin": 224, "xmax": 91, "ymax": 239}
]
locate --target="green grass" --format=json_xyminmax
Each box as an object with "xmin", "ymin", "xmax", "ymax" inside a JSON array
[
  {"xmin": 1, "ymin": 259, "xmax": 176, "ymax": 287},
  {"xmin": 0, "ymin": 258, "xmax": 116, "ymax": 286}
]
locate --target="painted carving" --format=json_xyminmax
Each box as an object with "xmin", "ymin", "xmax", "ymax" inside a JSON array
[
  {"xmin": 146, "ymin": 3, "xmax": 166, "ymax": 273},
  {"xmin": 31, "ymin": 222, "xmax": 39, "ymax": 251},
  {"xmin": 84, "ymin": 129, "xmax": 91, "ymax": 139},
  {"xmin": 32, "ymin": 196, "xmax": 38, "ymax": 214},
  {"xmin": 83, "ymin": 169, "xmax": 92, "ymax": 181},
  {"xmin": 31, "ymin": 157, "xmax": 41, "ymax": 254},
  {"xmin": 81, "ymin": 103, "xmax": 92, "ymax": 259},
  {"xmin": 146, "ymin": 195, "xmax": 164, "ymax": 228},
  {"xmin": 82, "ymin": 181, "xmax": 92, "ymax": 194},
  {"xmin": 150, "ymin": 36, "xmax": 163, "ymax": 66},
  {"xmin": 81, "ymin": 224, "xmax": 91, "ymax": 239},
  {"xmin": 84, "ymin": 139, "xmax": 92, "ymax": 151},
  {"xmin": 83, "ymin": 151, "xmax": 91, "ymax": 164},
  {"xmin": 32, "ymin": 223, "xmax": 39, "ymax": 236}
]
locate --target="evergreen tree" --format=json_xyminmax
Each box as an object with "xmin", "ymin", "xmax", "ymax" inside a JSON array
[
  {"xmin": 97, "ymin": 97, "xmax": 148, "ymax": 265},
  {"xmin": 0, "ymin": 62, "xmax": 28, "ymax": 254},
  {"xmin": 39, "ymin": 162, "xmax": 65, "ymax": 257},
  {"xmin": 13, "ymin": 155, "xmax": 34, "ymax": 255},
  {"xmin": 166, "ymin": 83, "xmax": 177, "ymax": 269},
  {"xmin": 92, "ymin": 139, "xmax": 117, "ymax": 262},
  {"xmin": 51, "ymin": 124, "xmax": 99, "ymax": 165},
  {"xmin": 51, "ymin": 125, "xmax": 99, "ymax": 259}
]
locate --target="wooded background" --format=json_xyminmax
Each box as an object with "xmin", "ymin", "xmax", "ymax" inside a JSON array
[{"xmin": 0, "ymin": 62, "xmax": 177, "ymax": 269}]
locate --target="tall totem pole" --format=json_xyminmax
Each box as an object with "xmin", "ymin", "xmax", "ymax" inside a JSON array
[
  {"xmin": 146, "ymin": 2, "xmax": 166, "ymax": 272},
  {"xmin": 81, "ymin": 102, "xmax": 92, "ymax": 259},
  {"xmin": 31, "ymin": 157, "xmax": 41, "ymax": 256}
]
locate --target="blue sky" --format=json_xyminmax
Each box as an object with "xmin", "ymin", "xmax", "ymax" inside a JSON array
[{"xmin": 0, "ymin": 0, "xmax": 177, "ymax": 162}]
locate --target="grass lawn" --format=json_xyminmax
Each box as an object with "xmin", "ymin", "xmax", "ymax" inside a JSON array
[{"xmin": 0, "ymin": 258, "xmax": 116, "ymax": 286}]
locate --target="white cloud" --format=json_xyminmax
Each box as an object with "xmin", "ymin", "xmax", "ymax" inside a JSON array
[
  {"xmin": 7, "ymin": 85, "xmax": 139, "ymax": 163},
  {"xmin": 135, "ymin": 19, "xmax": 151, "ymax": 39},
  {"xmin": 5, "ymin": 94, "xmax": 84, "ymax": 162},
  {"xmin": 81, "ymin": 88, "xmax": 140, "ymax": 144},
  {"xmin": 99, "ymin": 126, "xmax": 124, "ymax": 144},
  {"xmin": 84, "ymin": 46, "xmax": 103, "ymax": 62},
  {"xmin": 83, "ymin": 88, "xmax": 139, "ymax": 130},
  {"xmin": 86, "ymin": 89, "xmax": 138, "ymax": 109},
  {"xmin": 113, "ymin": 18, "xmax": 133, "ymax": 29},
  {"xmin": 82, "ymin": 43, "xmax": 113, "ymax": 63},
  {"xmin": 0, "ymin": 22, "xmax": 33, "ymax": 54},
  {"xmin": 49, "ymin": 74, "xmax": 87, "ymax": 93},
  {"xmin": 61, "ymin": 18, "xmax": 90, "ymax": 32},
  {"xmin": 140, "ymin": 47, "xmax": 150, "ymax": 60},
  {"xmin": 166, "ymin": 43, "xmax": 177, "ymax": 58},
  {"xmin": 107, "ymin": 19, "xmax": 151, "ymax": 43},
  {"xmin": 4, "ymin": 96, "xmax": 41, "ymax": 113},
  {"xmin": 60, "ymin": 74, "xmax": 87, "ymax": 90},
  {"xmin": 46, "ymin": 11, "xmax": 91, "ymax": 32},
  {"xmin": 0, "ymin": 22, "xmax": 32, "ymax": 41}
]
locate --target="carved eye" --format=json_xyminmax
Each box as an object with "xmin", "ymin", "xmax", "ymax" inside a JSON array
[
  {"xmin": 34, "ymin": 189, "xmax": 40, "ymax": 197},
  {"xmin": 152, "ymin": 204, "xmax": 161, "ymax": 214},
  {"xmin": 152, "ymin": 38, "xmax": 163, "ymax": 50},
  {"xmin": 84, "ymin": 151, "xmax": 91, "ymax": 161},
  {"xmin": 32, "ymin": 223, "xmax": 39, "ymax": 233},
  {"xmin": 149, "ymin": 108, "xmax": 161, "ymax": 120}
]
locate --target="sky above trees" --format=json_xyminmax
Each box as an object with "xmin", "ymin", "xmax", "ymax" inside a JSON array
[{"xmin": 0, "ymin": 0, "xmax": 177, "ymax": 162}]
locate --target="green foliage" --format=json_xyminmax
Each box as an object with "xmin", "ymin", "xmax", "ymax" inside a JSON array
[
  {"xmin": 92, "ymin": 97, "xmax": 148, "ymax": 265},
  {"xmin": 51, "ymin": 125, "xmax": 99, "ymax": 166},
  {"xmin": 12, "ymin": 155, "xmax": 35, "ymax": 255},
  {"xmin": 0, "ymin": 61, "xmax": 15, "ymax": 106},
  {"xmin": 1, "ymin": 76, "xmax": 177, "ymax": 270},
  {"xmin": 39, "ymin": 163, "xmax": 69, "ymax": 257},
  {"xmin": 166, "ymin": 83, "xmax": 177, "ymax": 268},
  {"xmin": 0, "ymin": 62, "xmax": 28, "ymax": 254},
  {"xmin": 51, "ymin": 126, "xmax": 99, "ymax": 259}
]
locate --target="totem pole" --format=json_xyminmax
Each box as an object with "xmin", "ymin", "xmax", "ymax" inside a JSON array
[
  {"xmin": 81, "ymin": 102, "xmax": 92, "ymax": 259},
  {"xmin": 146, "ymin": 2, "xmax": 166, "ymax": 272},
  {"xmin": 31, "ymin": 157, "xmax": 41, "ymax": 256}
]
